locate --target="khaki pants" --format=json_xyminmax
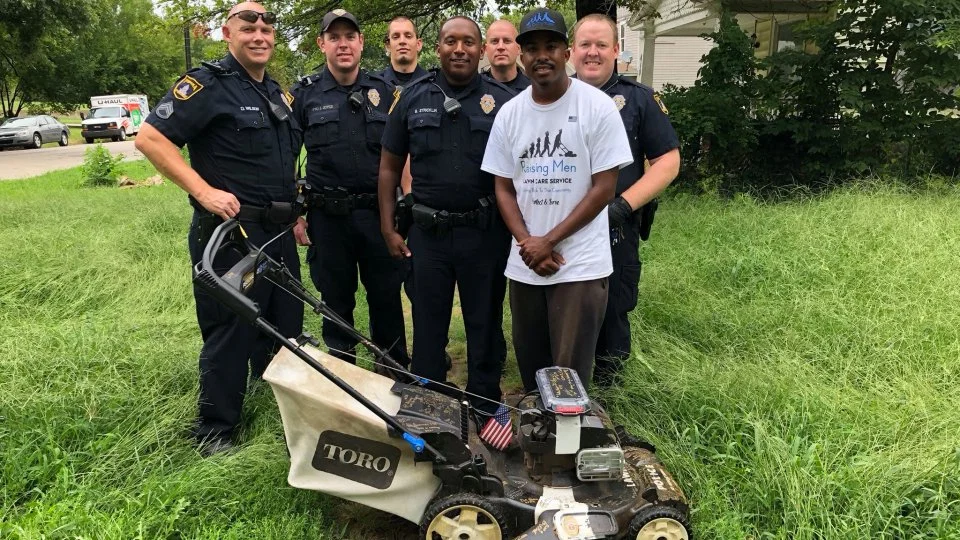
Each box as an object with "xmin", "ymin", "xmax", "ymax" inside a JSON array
[{"xmin": 509, "ymin": 278, "xmax": 608, "ymax": 391}]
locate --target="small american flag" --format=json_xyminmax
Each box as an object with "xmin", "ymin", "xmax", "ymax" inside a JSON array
[{"xmin": 480, "ymin": 404, "xmax": 513, "ymax": 450}]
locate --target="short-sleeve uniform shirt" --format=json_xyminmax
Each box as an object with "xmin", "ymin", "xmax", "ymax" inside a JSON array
[
  {"xmin": 144, "ymin": 53, "xmax": 299, "ymax": 206},
  {"xmin": 291, "ymin": 69, "xmax": 394, "ymax": 192},
  {"xmin": 597, "ymin": 74, "xmax": 679, "ymax": 195},
  {"xmin": 381, "ymin": 71, "xmax": 516, "ymax": 212}
]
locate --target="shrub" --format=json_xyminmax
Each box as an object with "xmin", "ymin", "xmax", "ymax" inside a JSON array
[{"xmin": 81, "ymin": 144, "xmax": 125, "ymax": 187}]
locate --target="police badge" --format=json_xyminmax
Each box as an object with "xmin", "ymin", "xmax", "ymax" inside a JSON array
[
  {"xmin": 613, "ymin": 94, "xmax": 626, "ymax": 111},
  {"xmin": 368, "ymin": 88, "xmax": 381, "ymax": 107},
  {"xmin": 480, "ymin": 94, "xmax": 495, "ymax": 114}
]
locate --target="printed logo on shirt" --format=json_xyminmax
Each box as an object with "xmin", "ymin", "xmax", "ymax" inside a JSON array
[{"xmin": 519, "ymin": 129, "xmax": 577, "ymax": 159}]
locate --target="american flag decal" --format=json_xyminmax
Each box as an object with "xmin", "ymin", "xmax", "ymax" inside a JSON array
[{"xmin": 480, "ymin": 404, "xmax": 513, "ymax": 450}]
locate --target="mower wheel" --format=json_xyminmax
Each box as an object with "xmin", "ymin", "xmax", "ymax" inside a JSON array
[
  {"xmin": 420, "ymin": 492, "xmax": 505, "ymax": 540},
  {"xmin": 627, "ymin": 505, "xmax": 691, "ymax": 540}
]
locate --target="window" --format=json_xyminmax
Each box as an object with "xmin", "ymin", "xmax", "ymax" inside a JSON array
[
  {"xmin": 620, "ymin": 24, "xmax": 626, "ymax": 51},
  {"xmin": 776, "ymin": 21, "xmax": 800, "ymax": 52}
]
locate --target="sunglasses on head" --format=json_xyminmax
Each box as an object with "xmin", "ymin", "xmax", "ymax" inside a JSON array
[{"xmin": 228, "ymin": 10, "xmax": 277, "ymax": 25}]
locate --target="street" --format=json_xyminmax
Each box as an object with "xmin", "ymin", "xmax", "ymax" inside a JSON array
[{"xmin": 0, "ymin": 140, "xmax": 142, "ymax": 180}]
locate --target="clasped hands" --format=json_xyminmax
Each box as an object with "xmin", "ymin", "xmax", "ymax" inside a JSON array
[{"xmin": 517, "ymin": 235, "xmax": 564, "ymax": 277}]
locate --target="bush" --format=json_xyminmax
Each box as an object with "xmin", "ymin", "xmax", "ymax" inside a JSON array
[
  {"xmin": 81, "ymin": 144, "xmax": 125, "ymax": 187},
  {"xmin": 665, "ymin": 1, "xmax": 960, "ymax": 195}
]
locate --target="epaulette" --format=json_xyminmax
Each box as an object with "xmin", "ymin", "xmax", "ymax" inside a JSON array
[
  {"xmin": 618, "ymin": 75, "xmax": 654, "ymax": 93},
  {"xmin": 365, "ymin": 70, "xmax": 388, "ymax": 85},
  {"xmin": 405, "ymin": 71, "xmax": 435, "ymax": 90},
  {"xmin": 297, "ymin": 72, "xmax": 321, "ymax": 87},
  {"xmin": 482, "ymin": 76, "xmax": 514, "ymax": 96},
  {"xmin": 200, "ymin": 60, "xmax": 233, "ymax": 75}
]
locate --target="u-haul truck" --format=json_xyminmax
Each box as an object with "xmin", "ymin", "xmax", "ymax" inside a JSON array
[{"xmin": 81, "ymin": 94, "xmax": 150, "ymax": 143}]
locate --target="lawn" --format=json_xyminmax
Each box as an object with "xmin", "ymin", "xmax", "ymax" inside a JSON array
[{"xmin": 1, "ymin": 166, "xmax": 959, "ymax": 539}]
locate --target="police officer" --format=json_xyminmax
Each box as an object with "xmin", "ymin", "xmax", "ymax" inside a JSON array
[
  {"xmin": 381, "ymin": 16, "xmax": 428, "ymax": 89},
  {"xmin": 291, "ymin": 10, "xmax": 410, "ymax": 368},
  {"xmin": 570, "ymin": 14, "xmax": 680, "ymax": 384},
  {"xmin": 136, "ymin": 1, "xmax": 303, "ymax": 455},
  {"xmin": 379, "ymin": 16, "xmax": 515, "ymax": 417},
  {"xmin": 482, "ymin": 19, "xmax": 531, "ymax": 93}
]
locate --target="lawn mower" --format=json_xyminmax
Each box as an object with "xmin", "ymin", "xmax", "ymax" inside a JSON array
[{"xmin": 194, "ymin": 219, "xmax": 692, "ymax": 540}]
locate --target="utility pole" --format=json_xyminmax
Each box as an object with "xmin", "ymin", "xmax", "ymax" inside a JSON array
[{"xmin": 184, "ymin": 23, "xmax": 192, "ymax": 71}]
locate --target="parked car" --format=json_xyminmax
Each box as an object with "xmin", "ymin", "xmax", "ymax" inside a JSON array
[{"xmin": 0, "ymin": 115, "xmax": 70, "ymax": 150}]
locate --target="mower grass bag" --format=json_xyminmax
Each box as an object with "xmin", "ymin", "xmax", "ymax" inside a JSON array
[{"xmin": 265, "ymin": 344, "xmax": 441, "ymax": 523}]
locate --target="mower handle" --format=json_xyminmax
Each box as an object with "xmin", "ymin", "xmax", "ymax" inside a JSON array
[{"xmin": 193, "ymin": 219, "xmax": 260, "ymax": 322}]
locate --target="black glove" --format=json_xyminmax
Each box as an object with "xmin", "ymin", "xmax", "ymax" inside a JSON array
[{"xmin": 607, "ymin": 196, "xmax": 634, "ymax": 228}]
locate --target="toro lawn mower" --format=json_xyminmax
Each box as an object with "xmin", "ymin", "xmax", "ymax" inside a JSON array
[{"xmin": 194, "ymin": 219, "xmax": 692, "ymax": 540}]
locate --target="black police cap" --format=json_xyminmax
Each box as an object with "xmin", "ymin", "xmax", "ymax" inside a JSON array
[{"xmin": 321, "ymin": 9, "xmax": 360, "ymax": 33}]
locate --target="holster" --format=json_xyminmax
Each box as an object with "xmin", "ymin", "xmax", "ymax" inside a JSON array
[
  {"xmin": 395, "ymin": 193, "xmax": 414, "ymax": 238},
  {"xmin": 196, "ymin": 212, "xmax": 222, "ymax": 247}
]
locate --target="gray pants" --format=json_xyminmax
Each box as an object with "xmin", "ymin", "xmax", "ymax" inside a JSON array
[{"xmin": 509, "ymin": 278, "xmax": 609, "ymax": 391}]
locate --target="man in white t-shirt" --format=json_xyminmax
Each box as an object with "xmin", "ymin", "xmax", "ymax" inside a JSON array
[{"xmin": 481, "ymin": 7, "xmax": 633, "ymax": 391}]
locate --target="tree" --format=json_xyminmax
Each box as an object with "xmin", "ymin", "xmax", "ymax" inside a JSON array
[{"xmin": 0, "ymin": 0, "xmax": 96, "ymax": 116}]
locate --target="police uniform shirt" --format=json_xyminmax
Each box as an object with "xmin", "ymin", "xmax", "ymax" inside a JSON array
[
  {"xmin": 600, "ymin": 74, "xmax": 679, "ymax": 195},
  {"xmin": 381, "ymin": 71, "xmax": 515, "ymax": 212},
  {"xmin": 145, "ymin": 53, "xmax": 299, "ymax": 206},
  {"xmin": 291, "ymin": 69, "xmax": 393, "ymax": 192},
  {"xmin": 482, "ymin": 68, "xmax": 531, "ymax": 93},
  {"xmin": 380, "ymin": 64, "xmax": 428, "ymax": 90}
]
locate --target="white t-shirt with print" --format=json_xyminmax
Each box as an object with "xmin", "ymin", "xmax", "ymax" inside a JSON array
[{"xmin": 481, "ymin": 78, "xmax": 633, "ymax": 286}]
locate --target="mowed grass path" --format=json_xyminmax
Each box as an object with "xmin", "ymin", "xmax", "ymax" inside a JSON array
[{"xmin": 1, "ymin": 166, "xmax": 959, "ymax": 538}]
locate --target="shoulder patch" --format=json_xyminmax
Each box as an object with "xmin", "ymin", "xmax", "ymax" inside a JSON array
[
  {"xmin": 173, "ymin": 75, "xmax": 204, "ymax": 100},
  {"xmin": 388, "ymin": 86, "xmax": 402, "ymax": 115},
  {"xmin": 281, "ymin": 89, "xmax": 295, "ymax": 111},
  {"xmin": 155, "ymin": 101, "xmax": 174, "ymax": 119},
  {"xmin": 653, "ymin": 93, "xmax": 669, "ymax": 115}
]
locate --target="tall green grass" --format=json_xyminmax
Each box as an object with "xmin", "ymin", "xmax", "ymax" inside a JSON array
[{"xmin": 1, "ymin": 168, "xmax": 958, "ymax": 538}]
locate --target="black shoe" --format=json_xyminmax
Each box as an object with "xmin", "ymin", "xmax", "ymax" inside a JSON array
[{"xmin": 197, "ymin": 436, "xmax": 235, "ymax": 457}]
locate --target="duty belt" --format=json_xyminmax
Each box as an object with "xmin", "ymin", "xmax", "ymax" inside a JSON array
[
  {"xmin": 307, "ymin": 186, "xmax": 378, "ymax": 215},
  {"xmin": 237, "ymin": 202, "xmax": 299, "ymax": 225},
  {"xmin": 411, "ymin": 195, "xmax": 495, "ymax": 233}
]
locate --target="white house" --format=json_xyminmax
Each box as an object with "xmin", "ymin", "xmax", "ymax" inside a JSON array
[{"xmin": 617, "ymin": 0, "xmax": 832, "ymax": 89}]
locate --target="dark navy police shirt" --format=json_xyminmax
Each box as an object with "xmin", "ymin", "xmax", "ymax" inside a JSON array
[
  {"xmin": 144, "ymin": 53, "xmax": 299, "ymax": 207},
  {"xmin": 481, "ymin": 68, "xmax": 531, "ymax": 93},
  {"xmin": 291, "ymin": 68, "xmax": 393, "ymax": 193},
  {"xmin": 599, "ymin": 74, "xmax": 679, "ymax": 195},
  {"xmin": 381, "ymin": 70, "xmax": 515, "ymax": 212}
]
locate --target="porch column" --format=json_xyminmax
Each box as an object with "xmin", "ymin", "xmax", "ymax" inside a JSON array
[{"xmin": 640, "ymin": 18, "xmax": 656, "ymax": 86}]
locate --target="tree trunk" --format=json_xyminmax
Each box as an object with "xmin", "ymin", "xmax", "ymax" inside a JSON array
[{"xmin": 576, "ymin": 0, "xmax": 617, "ymax": 20}]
